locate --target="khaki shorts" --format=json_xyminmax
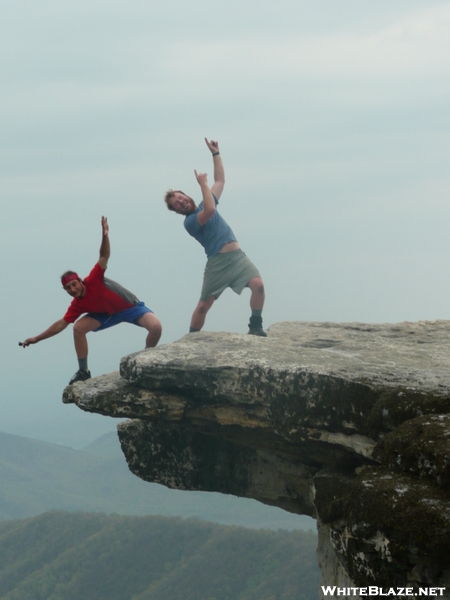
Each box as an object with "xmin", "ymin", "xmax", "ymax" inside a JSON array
[{"xmin": 200, "ymin": 249, "xmax": 261, "ymax": 301}]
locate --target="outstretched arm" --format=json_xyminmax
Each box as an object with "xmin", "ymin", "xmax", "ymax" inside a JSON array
[
  {"xmin": 195, "ymin": 171, "xmax": 216, "ymax": 226},
  {"xmin": 205, "ymin": 138, "xmax": 225, "ymax": 200},
  {"xmin": 22, "ymin": 319, "xmax": 69, "ymax": 347},
  {"xmin": 98, "ymin": 216, "xmax": 110, "ymax": 270}
]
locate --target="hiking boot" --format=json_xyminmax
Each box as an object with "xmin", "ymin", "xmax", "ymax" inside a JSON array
[
  {"xmin": 248, "ymin": 316, "xmax": 267, "ymax": 337},
  {"xmin": 69, "ymin": 369, "xmax": 92, "ymax": 385}
]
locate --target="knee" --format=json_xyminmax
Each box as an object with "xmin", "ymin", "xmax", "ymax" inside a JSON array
[
  {"xmin": 151, "ymin": 319, "xmax": 162, "ymax": 337},
  {"xmin": 250, "ymin": 277, "xmax": 265, "ymax": 295},
  {"xmin": 73, "ymin": 321, "xmax": 86, "ymax": 337},
  {"xmin": 197, "ymin": 301, "xmax": 211, "ymax": 316},
  {"xmin": 143, "ymin": 315, "xmax": 162, "ymax": 335},
  {"xmin": 144, "ymin": 316, "xmax": 162, "ymax": 348}
]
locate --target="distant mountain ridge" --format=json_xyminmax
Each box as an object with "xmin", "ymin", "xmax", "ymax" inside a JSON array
[
  {"xmin": 0, "ymin": 511, "xmax": 320, "ymax": 600},
  {"xmin": 81, "ymin": 431, "xmax": 125, "ymax": 457},
  {"xmin": 0, "ymin": 430, "xmax": 315, "ymax": 530}
]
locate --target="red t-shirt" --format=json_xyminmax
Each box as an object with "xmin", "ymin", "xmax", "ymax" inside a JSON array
[{"xmin": 63, "ymin": 263, "xmax": 136, "ymax": 324}]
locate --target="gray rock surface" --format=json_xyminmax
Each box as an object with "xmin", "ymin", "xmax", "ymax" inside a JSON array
[{"xmin": 63, "ymin": 321, "xmax": 450, "ymax": 594}]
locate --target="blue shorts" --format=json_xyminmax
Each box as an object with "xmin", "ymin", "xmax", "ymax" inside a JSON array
[{"xmin": 89, "ymin": 302, "xmax": 153, "ymax": 332}]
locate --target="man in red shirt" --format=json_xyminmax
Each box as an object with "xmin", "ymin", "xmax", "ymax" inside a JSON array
[{"xmin": 22, "ymin": 216, "xmax": 162, "ymax": 384}]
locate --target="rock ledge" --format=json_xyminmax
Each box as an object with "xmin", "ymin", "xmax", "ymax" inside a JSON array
[{"xmin": 63, "ymin": 321, "xmax": 450, "ymax": 594}]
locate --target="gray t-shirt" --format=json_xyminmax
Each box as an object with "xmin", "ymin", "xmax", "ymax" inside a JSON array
[{"xmin": 184, "ymin": 194, "xmax": 237, "ymax": 259}]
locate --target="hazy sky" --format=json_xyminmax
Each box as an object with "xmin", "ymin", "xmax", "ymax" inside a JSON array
[{"xmin": 2, "ymin": 1, "xmax": 450, "ymax": 447}]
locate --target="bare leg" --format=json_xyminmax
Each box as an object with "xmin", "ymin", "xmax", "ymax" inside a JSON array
[
  {"xmin": 247, "ymin": 277, "xmax": 265, "ymax": 311},
  {"xmin": 137, "ymin": 313, "xmax": 162, "ymax": 348},
  {"xmin": 190, "ymin": 296, "xmax": 215, "ymax": 331},
  {"xmin": 73, "ymin": 316, "xmax": 102, "ymax": 359}
]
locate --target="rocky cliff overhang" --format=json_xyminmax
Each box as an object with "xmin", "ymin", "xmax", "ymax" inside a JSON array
[{"xmin": 63, "ymin": 321, "xmax": 450, "ymax": 591}]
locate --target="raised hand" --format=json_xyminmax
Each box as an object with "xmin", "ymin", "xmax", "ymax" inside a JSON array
[
  {"xmin": 194, "ymin": 170, "xmax": 208, "ymax": 187},
  {"xmin": 101, "ymin": 216, "xmax": 109, "ymax": 237},
  {"xmin": 205, "ymin": 138, "xmax": 219, "ymax": 154}
]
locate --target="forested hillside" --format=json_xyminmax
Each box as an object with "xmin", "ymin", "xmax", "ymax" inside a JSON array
[
  {"xmin": 0, "ymin": 431, "xmax": 314, "ymax": 530},
  {"xmin": 0, "ymin": 512, "xmax": 319, "ymax": 600}
]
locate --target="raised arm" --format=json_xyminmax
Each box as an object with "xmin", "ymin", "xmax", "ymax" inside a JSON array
[
  {"xmin": 205, "ymin": 138, "xmax": 225, "ymax": 200},
  {"xmin": 22, "ymin": 319, "xmax": 69, "ymax": 347},
  {"xmin": 98, "ymin": 216, "xmax": 110, "ymax": 270},
  {"xmin": 195, "ymin": 171, "xmax": 216, "ymax": 226}
]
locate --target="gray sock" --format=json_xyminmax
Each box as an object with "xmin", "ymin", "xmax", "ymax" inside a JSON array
[
  {"xmin": 189, "ymin": 327, "xmax": 200, "ymax": 333},
  {"xmin": 78, "ymin": 357, "xmax": 88, "ymax": 371},
  {"xmin": 251, "ymin": 310, "xmax": 262, "ymax": 318}
]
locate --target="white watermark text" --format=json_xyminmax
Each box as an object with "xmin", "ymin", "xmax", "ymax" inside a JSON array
[{"xmin": 321, "ymin": 587, "xmax": 446, "ymax": 597}]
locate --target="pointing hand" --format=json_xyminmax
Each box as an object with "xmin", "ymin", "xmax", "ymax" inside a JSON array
[
  {"xmin": 194, "ymin": 170, "xmax": 208, "ymax": 186},
  {"xmin": 205, "ymin": 138, "xmax": 219, "ymax": 154}
]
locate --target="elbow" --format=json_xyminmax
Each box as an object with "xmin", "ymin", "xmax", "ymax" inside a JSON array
[
  {"xmin": 205, "ymin": 206, "xmax": 216, "ymax": 219},
  {"xmin": 59, "ymin": 319, "xmax": 69, "ymax": 332},
  {"xmin": 198, "ymin": 206, "xmax": 216, "ymax": 225}
]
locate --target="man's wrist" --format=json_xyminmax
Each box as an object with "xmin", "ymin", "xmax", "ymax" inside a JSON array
[{"xmin": 212, "ymin": 151, "xmax": 220, "ymax": 156}]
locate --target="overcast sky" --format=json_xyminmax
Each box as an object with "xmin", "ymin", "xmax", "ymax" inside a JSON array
[{"xmin": 1, "ymin": 0, "xmax": 449, "ymax": 447}]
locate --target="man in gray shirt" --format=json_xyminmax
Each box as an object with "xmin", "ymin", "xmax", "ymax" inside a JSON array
[{"xmin": 164, "ymin": 138, "xmax": 266, "ymax": 336}]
